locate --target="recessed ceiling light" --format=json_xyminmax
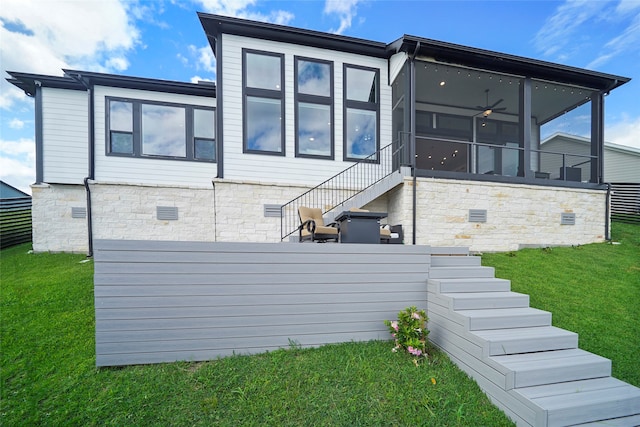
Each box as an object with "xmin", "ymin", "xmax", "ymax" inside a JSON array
[{"xmin": 440, "ymin": 81, "xmax": 446, "ymax": 86}]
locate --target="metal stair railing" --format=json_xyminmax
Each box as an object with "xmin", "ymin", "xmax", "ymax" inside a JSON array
[{"xmin": 281, "ymin": 141, "xmax": 407, "ymax": 241}]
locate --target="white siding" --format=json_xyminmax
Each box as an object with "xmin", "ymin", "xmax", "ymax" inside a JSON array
[
  {"xmin": 221, "ymin": 33, "xmax": 392, "ymax": 186},
  {"xmin": 93, "ymin": 86, "xmax": 216, "ymax": 187},
  {"xmin": 604, "ymin": 147, "xmax": 640, "ymax": 182},
  {"xmin": 42, "ymin": 87, "xmax": 89, "ymax": 184}
]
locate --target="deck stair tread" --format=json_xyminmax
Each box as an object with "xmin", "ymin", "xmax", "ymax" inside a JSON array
[
  {"xmin": 430, "ymin": 256, "xmax": 482, "ymax": 267},
  {"xmin": 427, "ymin": 250, "xmax": 640, "ymax": 426},
  {"xmin": 472, "ymin": 326, "xmax": 578, "ymax": 356},
  {"xmin": 429, "ymin": 266, "xmax": 495, "ymax": 279},
  {"xmin": 514, "ymin": 378, "xmax": 640, "ymax": 426},
  {"xmin": 454, "ymin": 307, "xmax": 552, "ymax": 330},
  {"xmin": 440, "ymin": 291, "xmax": 530, "ymax": 310},
  {"xmin": 488, "ymin": 349, "xmax": 611, "ymax": 388},
  {"xmin": 428, "ymin": 277, "xmax": 511, "ymax": 293}
]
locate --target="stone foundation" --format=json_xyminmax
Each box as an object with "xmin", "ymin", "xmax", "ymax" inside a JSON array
[{"xmin": 30, "ymin": 177, "xmax": 607, "ymax": 253}]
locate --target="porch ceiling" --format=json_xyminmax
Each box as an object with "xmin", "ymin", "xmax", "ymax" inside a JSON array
[{"xmin": 414, "ymin": 61, "xmax": 593, "ymax": 125}]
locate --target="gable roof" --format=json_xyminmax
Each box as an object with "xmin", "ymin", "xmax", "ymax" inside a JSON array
[
  {"xmin": 199, "ymin": 13, "xmax": 630, "ymax": 92},
  {"xmin": 0, "ymin": 181, "xmax": 30, "ymax": 199},
  {"xmin": 542, "ymin": 132, "xmax": 640, "ymax": 157}
]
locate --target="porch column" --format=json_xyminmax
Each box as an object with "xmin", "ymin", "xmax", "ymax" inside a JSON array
[
  {"xmin": 591, "ymin": 92, "xmax": 604, "ymax": 184},
  {"xmin": 519, "ymin": 78, "xmax": 532, "ymax": 179}
]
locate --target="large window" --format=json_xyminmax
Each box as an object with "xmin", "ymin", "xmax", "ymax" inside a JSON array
[
  {"xmin": 243, "ymin": 49, "xmax": 285, "ymax": 155},
  {"xmin": 344, "ymin": 64, "xmax": 379, "ymax": 161},
  {"xmin": 106, "ymin": 98, "xmax": 215, "ymax": 162},
  {"xmin": 295, "ymin": 57, "xmax": 333, "ymax": 159}
]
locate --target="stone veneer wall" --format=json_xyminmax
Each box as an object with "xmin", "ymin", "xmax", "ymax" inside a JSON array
[
  {"xmin": 405, "ymin": 177, "xmax": 607, "ymax": 252},
  {"xmin": 31, "ymin": 177, "xmax": 607, "ymax": 253},
  {"xmin": 31, "ymin": 184, "xmax": 89, "ymax": 253},
  {"xmin": 31, "ymin": 180, "xmax": 312, "ymax": 252}
]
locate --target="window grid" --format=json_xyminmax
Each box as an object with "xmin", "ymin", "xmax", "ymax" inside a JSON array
[
  {"xmin": 106, "ymin": 97, "xmax": 215, "ymax": 163},
  {"xmin": 343, "ymin": 64, "xmax": 380, "ymax": 162},
  {"xmin": 242, "ymin": 49, "xmax": 285, "ymax": 156},
  {"xmin": 294, "ymin": 56, "xmax": 334, "ymax": 160}
]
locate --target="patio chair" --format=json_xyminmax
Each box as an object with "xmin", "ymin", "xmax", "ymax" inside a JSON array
[{"xmin": 298, "ymin": 206, "xmax": 340, "ymax": 243}]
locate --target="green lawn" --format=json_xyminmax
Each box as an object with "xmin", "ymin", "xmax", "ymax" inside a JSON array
[
  {"xmin": 1, "ymin": 223, "xmax": 638, "ymax": 425},
  {"xmin": 482, "ymin": 222, "xmax": 640, "ymax": 387},
  {"xmin": 1, "ymin": 244, "xmax": 511, "ymax": 426}
]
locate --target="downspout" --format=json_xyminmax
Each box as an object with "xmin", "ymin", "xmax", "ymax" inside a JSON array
[
  {"xmin": 73, "ymin": 73, "xmax": 95, "ymax": 257},
  {"xmin": 605, "ymin": 182, "xmax": 611, "ymax": 241},
  {"xmin": 600, "ymin": 80, "xmax": 617, "ymax": 242},
  {"xmin": 409, "ymin": 42, "xmax": 420, "ymax": 245}
]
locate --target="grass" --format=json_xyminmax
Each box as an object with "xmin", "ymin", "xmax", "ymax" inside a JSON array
[
  {"xmin": 481, "ymin": 222, "xmax": 640, "ymax": 387},
  {"xmin": 1, "ymin": 244, "xmax": 512, "ymax": 426},
  {"xmin": 2, "ymin": 223, "xmax": 638, "ymax": 425}
]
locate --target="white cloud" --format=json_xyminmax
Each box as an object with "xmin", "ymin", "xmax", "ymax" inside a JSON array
[
  {"xmin": 9, "ymin": 118, "xmax": 24, "ymax": 130},
  {"xmin": 196, "ymin": 0, "xmax": 294, "ymax": 25},
  {"xmin": 587, "ymin": 9, "xmax": 640, "ymax": 69},
  {"xmin": 534, "ymin": 0, "xmax": 609, "ymax": 59},
  {"xmin": 606, "ymin": 115, "xmax": 640, "ymax": 149},
  {"xmin": 190, "ymin": 75, "xmax": 215, "ymax": 84},
  {"xmin": 324, "ymin": 0, "xmax": 364, "ymax": 35},
  {"xmin": 0, "ymin": 0, "xmax": 141, "ymax": 111},
  {"xmin": 0, "ymin": 137, "xmax": 36, "ymax": 194}
]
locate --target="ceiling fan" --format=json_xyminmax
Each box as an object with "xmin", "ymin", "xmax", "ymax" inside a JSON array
[{"xmin": 475, "ymin": 89, "xmax": 505, "ymax": 117}]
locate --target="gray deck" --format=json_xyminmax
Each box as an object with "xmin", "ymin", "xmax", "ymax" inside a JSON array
[
  {"xmin": 93, "ymin": 239, "xmax": 640, "ymax": 426},
  {"xmin": 427, "ymin": 254, "xmax": 640, "ymax": 426},
  {"xmin": 94, "ymin": 240, "xmax": 430, "ymax": 367}
]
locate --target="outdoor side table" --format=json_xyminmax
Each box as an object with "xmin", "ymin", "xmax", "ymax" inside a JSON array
[{"xmin": 335, "ymin": 211, "xmax": 387, "ymax": 244}]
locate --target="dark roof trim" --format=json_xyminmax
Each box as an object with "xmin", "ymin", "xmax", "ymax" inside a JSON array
[
  {"xmin": 6, "ymin": 71, "xmax": 84, "ymax": 96},
  {"xmin": 389, "ymin": 36, "xmax": 630, "ymax": 92},
  {"xmin": 198, "ymin": 12, "xmax": 388, "ymax": 58},
  {"xmin": 197, "ymin": 13, "xmax": 629, "ymax": 92},
  {"xmin": 6, "ymin": 70, "xmax": 215, "ymax": 98}
]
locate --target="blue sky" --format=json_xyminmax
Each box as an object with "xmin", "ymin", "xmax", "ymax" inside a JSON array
[{"xmin": 1, "ymin": 0, "xmax": 639, "ymax": 193}]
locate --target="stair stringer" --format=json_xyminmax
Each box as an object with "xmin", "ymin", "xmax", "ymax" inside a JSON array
[
  {"xmin": 426, "ymin": 252, "xmax": 640, "ymax": 427},
  {"xmin": 324, "ymin": 168, "xmax": 406, "ymax": 223}
]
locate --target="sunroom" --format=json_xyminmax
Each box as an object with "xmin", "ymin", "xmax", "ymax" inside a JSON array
[{"xmin": 388, "ymin": 36, "xmax": 629, "ymax": 188}]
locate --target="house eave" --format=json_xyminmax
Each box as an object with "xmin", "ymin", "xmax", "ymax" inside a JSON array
[
  {"xmin": 6, "ymin": 71, "xmax": 85, "ymax": 97},
  {"xmin": 198, "ymin": 12, "xmax": 388, "ymax": 59},
  {"xmin": 392, "ymin": 36, "xmax": 630, "ymax": 91},
  {"xmin": 63, "ymin": 69, "xmax": 216, "ymax": 97}
]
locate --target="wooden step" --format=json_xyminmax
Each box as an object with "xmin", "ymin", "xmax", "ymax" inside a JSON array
[
  {"xmin": 456, "ymin": 307, "xmax": 552, "ymax": 330},
  {"xmin": 473, "ymin": 326, "xmax": 578, "ymax": 356},
  {"xmin": 490, "ymin": 349, "xmax": 611, "ymax": 389},
  {"xmin": 428, "ymin": 277, "xmax": 511, "ymax": 293},
  {"xmin": 513, "ymin": 377, "xmax": 640, "ymax": 426},
  {"xmin": 429, "ymin": 266, "xmax": 495, "ymax": 279},
  {"xmin": 430, "ymin": 246, "xmax": 469, "ymax": 256},
  {"xmin": 440, "ymin": 291, "xmax": 529, "ymax": 310},
  {"xmin": 430, "ymin": 255, "xmax": 482, "ymax": 267}
]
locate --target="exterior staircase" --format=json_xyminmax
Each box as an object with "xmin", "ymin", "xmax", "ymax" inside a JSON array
[{"xmin": 427, "ymin": 249, "xmax": 640, "ymax": 427}]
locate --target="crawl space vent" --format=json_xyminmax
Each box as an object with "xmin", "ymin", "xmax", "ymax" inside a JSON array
[
  {"xmin": 71, "ymin": 207, "xmax": 86, "ymax": 219},
  {"xmin": 264, "ymin": 204, "xmax": 282, "ymax": 218},
  {"xmin": 469, "ymin": 209, "xmax": 487, "ymax": 223},
  {"xmin": 157, "ymin": 206, "xmax": 179, "ymax": 221},
  {"xmin": 560, "ymin": 212, "xmax": 576, "ymax": 225}
]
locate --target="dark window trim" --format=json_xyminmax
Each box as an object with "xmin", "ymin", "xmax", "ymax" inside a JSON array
[
  {"xmin": 294, "ymin": 56, "xmax": 334, "ymax": 160},
  {"xmin": 343, "ymin": 63, "xmax": 380, "ymax": 162},
  {"xmin": 242, "ymin": 49, "xmax": 285, "ymax": 156},
  {"xmin": 105, "ymin": 96, "xmax": 216, "ymax": 163}
]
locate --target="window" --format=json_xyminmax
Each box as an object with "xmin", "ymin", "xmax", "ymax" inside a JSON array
[
  {"xmin": 243, "ymin": 50, "xmax": 284, "ymax": 155},
  {"xmin": 106, "ymin": 97, "xmax": 215, "ymax": 162},
  {"xmin": 344, "ymin": 64, "xmax": 379, "ymax": 161},
  {"xmin": 109, "ymin": 101, "xmax": 133, "ymax": 154},
  {"xmin": 295, "ymin": 57, "xmax": 334, "ymax": 159}
]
